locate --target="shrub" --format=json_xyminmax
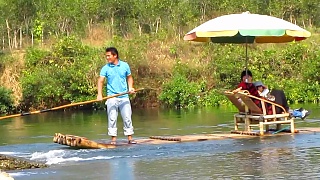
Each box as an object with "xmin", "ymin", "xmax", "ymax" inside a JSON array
[
  {"xmin": 21, "ymin": 36, "xmax": 101, "ymax": 109},
  {"xmin": 159, "ymin": 62, "xmax": 206, "ymax": 108},
  {"xmin": 0, "ymin": 86, "xmax": 14, "ymax": 114}
]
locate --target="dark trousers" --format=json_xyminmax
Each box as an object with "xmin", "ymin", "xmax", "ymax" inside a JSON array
[{"xmin": 270, "ymin": 89, "xmax": 289, "ymax": 113}]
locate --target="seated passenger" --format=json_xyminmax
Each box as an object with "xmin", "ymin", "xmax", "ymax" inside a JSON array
[
  {"xmin": 253, "ymin": 81, "xmax": 275, "ymax": 101},
  {"xmin": 253, "ymin": 81, "xmax": 310, "ymax": 120},
  {"xmin": 233, "ymin": 70, "xmax": 272, "ymax": 114},
  {"xmin": 233, "ymin": 70, "xmax": 261, "ymax": 107}
]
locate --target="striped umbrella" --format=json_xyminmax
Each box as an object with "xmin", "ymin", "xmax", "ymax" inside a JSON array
[
  {"xmin": 184, "ymin": 12, "xmax": 311, "ymax": 43},
  {"xmin": 184, "ymin": 12, "xmax": 311, "ymax": 74}
]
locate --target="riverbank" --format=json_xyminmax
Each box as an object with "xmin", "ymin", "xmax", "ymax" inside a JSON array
[
  {"xmin": 1, "ymin": 32, "xmax": 320, "ymax": 113},
  {"xmin": 0, "ymin": 154, "xmax": 47, "ymax": 171}
]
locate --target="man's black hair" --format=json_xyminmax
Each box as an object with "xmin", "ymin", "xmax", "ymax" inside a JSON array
[{"xmin": 106, "ymin": 47, "xmax": 119, "ymax": 58}]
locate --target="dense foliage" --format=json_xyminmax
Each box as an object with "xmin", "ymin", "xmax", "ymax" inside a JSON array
[
  {"xmin": 0, "ymin": 86, "xmax": 14, "ymax": 114},
  {"xmin": 21, "ymin": 36, "xmax": 102, "ymax": 108},
  {"xmin": 0, "ymin": 0, "xmax": 319, "ymax": 111}
]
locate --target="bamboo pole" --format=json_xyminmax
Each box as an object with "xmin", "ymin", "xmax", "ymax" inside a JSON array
[
  {"xmin": 53, "ymin": 133, "xmax": 117, "ymax": 149},
  {"xmin": 0, "ymin": 88, "xmax": 144, "ymax": 120}
]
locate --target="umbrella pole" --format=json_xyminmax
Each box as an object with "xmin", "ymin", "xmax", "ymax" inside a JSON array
[
  {"xmin": 245, "ymin": 37, "xmax": 248, "ymax": 82},
  {"xmin": 245, "ymin": 43, "xmax": 248, "ymax": 71}
]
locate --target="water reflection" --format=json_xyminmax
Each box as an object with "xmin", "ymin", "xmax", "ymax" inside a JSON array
[{"xmin": 109, "ymin": 159, "xmax": 135, "ymax": 180}]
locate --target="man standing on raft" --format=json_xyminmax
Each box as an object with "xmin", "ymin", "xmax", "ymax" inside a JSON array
[{"xmin": 97, "ymin": 47, "xmax": 137, "ymax": 144}]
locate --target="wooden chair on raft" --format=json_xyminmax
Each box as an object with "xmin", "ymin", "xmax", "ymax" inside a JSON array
[{"xmin": 224, "ymin": 90, "xmax": 294, "ymax": 135}]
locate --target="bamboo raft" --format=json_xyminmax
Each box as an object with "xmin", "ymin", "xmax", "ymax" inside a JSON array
[{"xmin": 53, "ymin": 128, "xmax": 320, "ymax": 149}]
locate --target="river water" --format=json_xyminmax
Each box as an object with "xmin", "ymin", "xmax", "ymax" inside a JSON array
[{"xmin": 1, "ymin": 104, "xmax": 320, "ymax": 179}]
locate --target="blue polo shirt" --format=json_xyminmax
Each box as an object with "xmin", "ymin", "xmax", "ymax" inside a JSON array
[{"xmin": 100, "ymin": 60, "xmax": 131, "ymax": 98}]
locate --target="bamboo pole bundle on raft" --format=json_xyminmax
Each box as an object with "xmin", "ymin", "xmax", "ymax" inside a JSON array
[{"xmin": 53, "ymin": 133, "xmax": 116, "ymax": 149}]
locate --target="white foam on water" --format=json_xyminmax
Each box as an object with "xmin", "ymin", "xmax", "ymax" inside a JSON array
[
  {"xmin": 9, "ymin": 171, "xmax": 38, "ymax": 177},
  {"xmin": 0, "ymin": 151, "xmax": 29, "ymax": 156},
  {"xmin": 9, "ymin": 171, "xmax": 56, "ymax": 177},
  {"xmin": 30, "ymin": 149, "xmax": 114, "ymax": 165},
  {"xmin": 30, "ymin": 149, "xmax": 65, "ymax": 160},
  {"xmin": 0, "ymin": 151, "xmax": 17, "ymax": 155}
]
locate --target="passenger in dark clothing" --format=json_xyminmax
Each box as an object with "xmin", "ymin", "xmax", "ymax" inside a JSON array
[
  {"xmin": 269, "ymin": 89, "xmax": 289, "ymax": 113},
  {"xmin": 253, "ymin": 80, "xmax": 289, "ymax": 114},
  {"xmin": 253, "ymin": 81, "xmax": 310, "ymax": 120},
  {"xmin": 233, "ymin": 70, "xmax": 310, "ymax": 119}
]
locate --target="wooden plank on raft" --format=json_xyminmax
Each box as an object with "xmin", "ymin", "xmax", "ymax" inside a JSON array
[
  {"xmin": 52, "ymin": 133, "xmax": 255, "ymax": 149},
  {"xmin": 53, "ymin": 128, "xmax": 319, "ymax": 149}
]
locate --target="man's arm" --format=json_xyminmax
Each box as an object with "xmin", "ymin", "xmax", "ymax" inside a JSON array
[
  {"xmin": 232, "ymin": 86, "xmax": 242, "ymax": 94},
  {"xmin": 97, "ymin": 76, "xmax": 105, "ymax": 100},
  {"xmin": 127, "ymin": 75, "xmax": 135, "ymax": 93}
]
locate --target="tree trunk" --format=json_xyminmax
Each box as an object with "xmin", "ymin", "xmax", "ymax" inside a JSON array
[
  {"xmin": 309, "ymin": 19, "xmax": 312, "ymax": 27},
  {"xmin": 6, "ymin": 19, "xmax": 11, "ymax": 50},
  {"xmin": 138, "ymin": 24, "xmax": 142, "ymax": 36},
  {"xmin": 13, "ymin": 30, "xmax": 17, "ymax": 49},
  {"xmin": 87, "ymin": 19, "xmax": 93, "ymax": 35},
  {"xmin": 2, "ymin": 36, "xmax": 4, "ymax": 50},
  {"xmin": 41, "ymin": 29, "xmax": 44, "ymax": 46},
  {"xmin": 31, "ymin": 31, "xmax": 34, "ymax": 47},
  {"xmin": 111, "ymin": 15, "xmax": 114, "ymax": 36},
  {"xmin": 19, "ymin": 27, "xmax": 22, "ymax": 48},
  {"xmin": 155, "ymin": 18, "xmax": 161, "ymax": 34},
  {"xmin": 66, "ymin": 19, "xmax": 70, "ymax": 36},
  {"xmin": 201, "ymin": 2, "xmax": 207, "ymax": 21},
  {"xmin": 87, "ymin": 20, "xmax": 91, "ymax": 34}
]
